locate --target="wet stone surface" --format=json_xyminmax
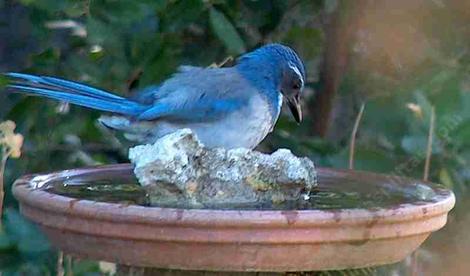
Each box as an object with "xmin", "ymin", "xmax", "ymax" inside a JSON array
[{"xmin": 128, "ymin": 129, "xmax": 317, "ymax": 208}]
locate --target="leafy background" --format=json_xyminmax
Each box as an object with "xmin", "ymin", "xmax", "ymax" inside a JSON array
[{"xmin": 0, "ymin": 0, "xmax": 469, "ymax": 275}]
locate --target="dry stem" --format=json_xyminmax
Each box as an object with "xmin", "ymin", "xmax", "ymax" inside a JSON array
[
  {"xmin": 349, "ymin": 103, "xmax": 366, "ymax": 170},
  {"xmin": 57, "ymin": 251, "xmax": 64, "ymax": 276},
  {"xmin": 411, "ymin": 105, "xmax": 436, "ymax": 276},
  {"xmin": 424, "ymin": 106, "xmax": 435, "ymax": 181},
  {"xmin": 0, "ymin": 151, "xmax": 7, "ymax": 220}
]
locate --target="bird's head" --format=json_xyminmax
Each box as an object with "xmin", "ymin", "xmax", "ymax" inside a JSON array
[{"xmin": 237, "ymin": 44, "xmax": 306, "ymax": 123}]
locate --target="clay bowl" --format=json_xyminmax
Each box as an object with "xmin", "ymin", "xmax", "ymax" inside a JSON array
[{"xmin": 13, "ymin": 164, "xmax": 454, "ymax": 272}]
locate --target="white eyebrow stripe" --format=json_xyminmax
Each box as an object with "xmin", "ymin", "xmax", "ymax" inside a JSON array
[{"xmin": 288, "ymin": 62, "xmax": 304, "ymax": 87}]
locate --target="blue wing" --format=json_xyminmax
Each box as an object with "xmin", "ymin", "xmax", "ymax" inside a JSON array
[
  {"xmin": 131, "ymin": 85, "xmax": 160, "ymax": 105},
  {"xmin": 135, "ymin": 67, "xmax": 250, "ymax": 122},
  {"xmin": 131, "ymin": 65, "xmax": 202, "ymax": 105}
]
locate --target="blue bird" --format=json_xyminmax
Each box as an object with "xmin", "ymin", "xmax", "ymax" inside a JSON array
[{"xmin": 4, "ymin": 44, "xmax": 306, "ymax": 149}]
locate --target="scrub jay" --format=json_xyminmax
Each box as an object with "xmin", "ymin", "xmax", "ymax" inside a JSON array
[{"xmin": 5, "ymin": 43, "xmax": 306, "ymax": 149}]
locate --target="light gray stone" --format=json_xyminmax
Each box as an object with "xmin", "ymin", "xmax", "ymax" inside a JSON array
[{"xmin": 129, "ymin": 129, "xmax": 317, "ymax": 208}]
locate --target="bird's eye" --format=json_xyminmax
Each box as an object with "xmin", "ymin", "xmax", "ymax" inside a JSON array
[{"xmin": 292, "ymin": 83, "xmax": 301, "ymax": 90}]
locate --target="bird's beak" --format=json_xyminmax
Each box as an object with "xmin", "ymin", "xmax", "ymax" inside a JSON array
[{"xmin": 287, "ymin": 94, "xmax": 302, "ymax": 123}]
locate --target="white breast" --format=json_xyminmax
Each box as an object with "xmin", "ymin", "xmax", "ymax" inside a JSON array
[
  {"xmin": 116, "ymin": 94, "xmax": 280, "ymax": 149},
  {"xmin": 188, "ymin": 94, "xmax": 275, "ymax": 149}
]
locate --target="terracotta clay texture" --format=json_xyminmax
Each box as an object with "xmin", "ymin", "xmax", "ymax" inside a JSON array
[{"xmin": 13, "ymin": 164, "xmax": 454, "ymax": 272}]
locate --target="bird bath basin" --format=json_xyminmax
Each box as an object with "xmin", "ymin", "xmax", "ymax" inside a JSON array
[{"xmin": 12, "ymin": 163, "xmax": 454, "ymax": 272}]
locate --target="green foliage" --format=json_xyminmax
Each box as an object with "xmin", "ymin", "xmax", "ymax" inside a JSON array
[
  {"xmin": 209, "ymin": 7, "xmax": 246, "ymax": 55},
  {"xmin": 0, "ymin": 209, "xmax": 52, "ymax": 273}
]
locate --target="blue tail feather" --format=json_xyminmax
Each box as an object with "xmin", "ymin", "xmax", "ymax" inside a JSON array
[
  {"xmin": 5, "ymin": 73, "xmax": 148, "ymax": 116},
  {"xmin": 6, "ymin": 72, "xmax": 126, "ymax": 100}
]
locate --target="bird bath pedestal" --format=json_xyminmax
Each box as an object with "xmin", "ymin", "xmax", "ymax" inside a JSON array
[{"xmin": 13, "ymin": 164, "xmax": 454, "ymax": 274}]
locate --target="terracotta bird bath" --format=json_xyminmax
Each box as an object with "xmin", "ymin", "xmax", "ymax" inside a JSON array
[{"xmin": 12, "ymin": 164, "xmax": 454, "ymax": 273}]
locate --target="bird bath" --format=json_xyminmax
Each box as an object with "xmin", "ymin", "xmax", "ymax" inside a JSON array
[{"xmin": 12, "ymin": 163, "xmax": 454, "ymax": 273}]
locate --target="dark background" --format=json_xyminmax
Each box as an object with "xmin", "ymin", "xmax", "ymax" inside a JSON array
[{"xmin": 0, "ymin": 0, "xmax": 469, "ymax": 274}]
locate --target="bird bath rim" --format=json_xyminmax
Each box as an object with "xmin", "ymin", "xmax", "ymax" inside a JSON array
[{"xmin": 12, "ymin": 163, "xmax": 455, "ymax": 271}]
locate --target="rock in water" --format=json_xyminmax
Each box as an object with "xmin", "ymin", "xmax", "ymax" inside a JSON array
[{"xmin": 128, "ymin": 129, "xmax": 317, "ymax": 208}]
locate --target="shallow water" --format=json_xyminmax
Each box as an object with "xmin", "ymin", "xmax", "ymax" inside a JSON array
[
  {"xmin": 47, "ymin": 178, "xmax": 149, "ymax": 206},
  {"xmin": 41, "ymin": 167, "xmax": 446, "ymax": 210}
]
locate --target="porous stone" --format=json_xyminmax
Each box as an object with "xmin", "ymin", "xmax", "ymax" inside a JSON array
[{"xmin": 128, "ymin": 129, "xmax": 317, "ymax": 208}]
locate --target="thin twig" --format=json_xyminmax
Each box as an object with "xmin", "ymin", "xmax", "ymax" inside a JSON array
[
  {"xmin": 349, "ymin": 103, "xmax": 366, "ymax": 170},
  {"xmin": 0, "ymin": 152, "xmax": 8, "ymax": 220},
  {"xmin": 209, "ymin": 56, "xmax": 234, "ymax": 68},
  {"xmin": 57, "ymin": 251, "xmax": 64, "ymax": 276},
  {"xmin": 424, "ymin": 106, "xmax": 435, "ymax": 182},
  {"xmin": 411, "ymin": 106, "xmax": 436, "ymax": 276}
]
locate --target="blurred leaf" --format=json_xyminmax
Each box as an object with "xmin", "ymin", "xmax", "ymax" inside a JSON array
[
  {"xmin": 0, "ymin": 231, "xmax": 14, "ymax": 251},
  {"xmin": 324, "ymin": 0, "xmax": 339, "ymax": 13},
  {"xmin": 89, "ymin": 0, "xmax": 154, "ymax": 24},
  {"xmin": 240, "ymin": 0, "xmax": 288, "ymax": 35},
  {"xmin": 439, "ymin": 168, "xmax": 454, "ymax": 189},
  {"xmin": 453, "ymin": 119, "xmax": 470, "ymax": 147},
  {"xmin": 0, "ymin": 209, "xmax": 52, "ymax": 271},
  {"xmin": 18, "ymin": 0, "xmax": 68, "ymax": 12},
  {"xmin": 86, "ymin": 17, "xmax": 119, "ymax": 47},
  {"xmin": 4, "ymin": 209, "xmax": 50, "ymax": 254},
  {"xmin": 282, "ymin": 27, "xmax": 324, "ymax": 59},
  {"xmin": 327, "ymin": 147, "xmax": 396, "ymax": 173},
  {"xmin": 401, "ymin": 135, "xmax": 442, "ymax": 155},
  {"xmin": 158, "ymin": 0, "xmax": 205, "ymax": 32},
  {"xmin": 209, "ymin": 7, "xmax": 246, "ymax": 55},
  {"xmin": 71, "ymin": 259, "xmax": 101, "ymax": 275},
  {"xmin": 63, "ymin": 1, "xmax": 88, "ymax": 17},
  {"xmin": 0, "ymin": 75, "xmax": 8, "ymax": 89},
  {"xmin": 30, "ymin": 48, "xmax": 61, "ymax": 70},
  {"xmin": 414, "ymin": 91, "xmax": 434, "ymax": 124}
]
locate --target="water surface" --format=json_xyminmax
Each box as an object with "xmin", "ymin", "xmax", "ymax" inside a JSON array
[{"xmin": 38, "ymin": 166, "xmax": 447, "ymax": 210}]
